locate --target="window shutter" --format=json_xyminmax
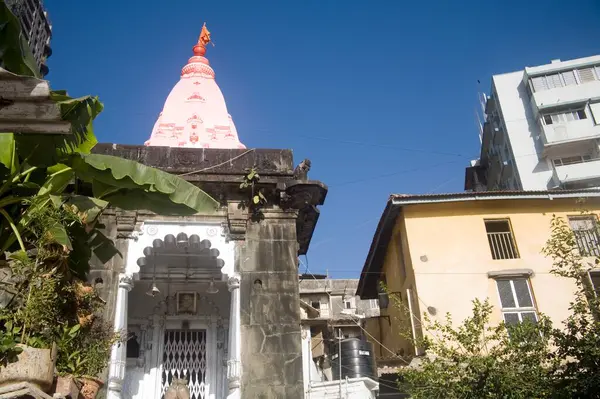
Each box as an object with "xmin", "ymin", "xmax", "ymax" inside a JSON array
[
  {"xmin": 589, "ymin": 102, "xmax": 600, "ymax": 124},
  {"xmin": 578, "ymin": 67, "xmax": 597, "ymax": 83},
  {"xmin": 531, "ymin": 76, "xmax": 548, "ymax": 92},
  {"xmin": 546, "ymin": 73, "xmax": 563, "ymax": 89},
  {"xmin": 561, "ymin": 70, "xmax": 577, "ymax": 86}
]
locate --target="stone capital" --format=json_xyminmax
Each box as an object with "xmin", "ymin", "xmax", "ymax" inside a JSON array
[
  {"xmin": 118, "ymin": 274, "xmax": 134, "ymax": 291},
  {"xmin": 227, "ymin": 274, "xmax": 241, "ymax": 291}
]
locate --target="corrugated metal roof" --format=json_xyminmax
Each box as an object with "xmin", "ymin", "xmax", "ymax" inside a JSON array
[{"xmin": 389, "ymin": 189, "xmax": 600, "ymax": 204}]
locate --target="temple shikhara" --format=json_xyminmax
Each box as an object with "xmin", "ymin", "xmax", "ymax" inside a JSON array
[
  {"xmin": 92, "ymin": 25, "xmax": 327, "ymax": 399},
  {"xmin": 145, "ymin": 25, "xmax": 245, "ymax": 149}
]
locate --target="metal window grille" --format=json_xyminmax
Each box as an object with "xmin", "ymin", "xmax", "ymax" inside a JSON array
[
  {"xmin": 569, "ymin": 217, "xmax": 600, "ymax": 257},
  {"xmin": 161, "ymin": 329, "xmax": 207, "ymax": 399},
  {"xmin": 485, "ymin": 220, "xmax": 519, "ymax": 260}
]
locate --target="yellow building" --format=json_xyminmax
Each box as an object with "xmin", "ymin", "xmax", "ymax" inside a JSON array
[{"xmin": 356, "ymin": 190, "xmax": 600, "ymax": 366}]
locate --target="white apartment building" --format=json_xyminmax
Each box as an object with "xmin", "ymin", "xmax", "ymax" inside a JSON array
[{"xmin": 465, "ymin": 55, "xmax": 600, "ymax": 191}]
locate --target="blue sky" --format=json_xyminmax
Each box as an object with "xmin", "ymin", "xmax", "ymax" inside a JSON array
[{"xmin": 45, "ymin": 0, "xmax": 600, "ymax": 278}]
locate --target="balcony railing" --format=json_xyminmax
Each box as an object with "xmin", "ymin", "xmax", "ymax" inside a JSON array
[
  {"xmin": 574, "ymin": 229, "xmax": 600, "ymax": 257},
  {"xmin": 554, "ymin": 158, "xmax": 600, "ymax": 185},
  {"xmin": 530, "ymin": 79, "xmax": 600, "ymax": 113},
  {"xmin": 541, "ymin": 120, "xmax": 600, "ymax": 147},
  {"xmin": 487, "ymin": 232, "xmax": 519, "ymax": 260}
]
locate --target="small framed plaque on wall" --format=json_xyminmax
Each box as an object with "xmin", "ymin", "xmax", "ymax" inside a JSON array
[{"xmin": 176, "ymin": 292, "xmax": 197, "ymax": 314}]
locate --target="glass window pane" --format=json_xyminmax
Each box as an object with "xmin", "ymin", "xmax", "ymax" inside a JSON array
[
  {"xmin": 497, "ymin": 280, "xmax": 516, "ymax": 308},
  {"xmin": 513, "ymin": 279, "xmax": 533, "ymax": 307},
  {"xmin": 504, "ymin": 313, "xmax": 519, "ymax": 326},
  {"xmin": 565, "ymin": 111, "xmax": 575, "ymax": 122},
  {"xmin": 521, "ymin": 312, "xmax": 538, "ymax": 324}
]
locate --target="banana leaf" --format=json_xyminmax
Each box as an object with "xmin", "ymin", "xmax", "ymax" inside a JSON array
[
  {"xmin": 14, "ymin": 94, "xmax": 102, "ymax": 167},
  {"xmin": 0, "ymin": 1, "xmax": 39, "ymax": 78},
  {"xmin": 0, "ymin": 133, "xmax": 19, "ymax": 176},
  {"xmin": 68, "ymin": 153, "xmax": 219, "ymax": 215}
]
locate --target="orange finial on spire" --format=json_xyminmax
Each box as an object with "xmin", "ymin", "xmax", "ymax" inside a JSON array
[{"xmin": 193, "ymin": 23, "xmax": 211, "ymax": 56}]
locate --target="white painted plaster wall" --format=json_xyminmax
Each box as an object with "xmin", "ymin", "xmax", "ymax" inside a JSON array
[
  {"xmin": 126, "ymin": 222, "xmax": 236, "ymax": 280},
  {"xmin": 493, "ymin": 71, "xmax": 552, "ymax": 190},
  {"xmin": 306, "ymin": 378, "xmax": 379, "ymax": 399}
]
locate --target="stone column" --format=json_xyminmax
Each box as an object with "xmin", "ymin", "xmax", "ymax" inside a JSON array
[
  {"xmin": 226, "ymin": 273, "xmax": 241, "ymax": 399},
  {"xmin": 107, "ymin": 274, "xmax": 133, "ymax": 399}
]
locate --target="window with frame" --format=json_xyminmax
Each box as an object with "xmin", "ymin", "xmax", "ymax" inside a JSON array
[
  {"xmin": 552, "ymin": 155, "xmax": 592, "ymax": 167},
  {"xmin": 541, "ymin": 108, "xmax": 587, "ymax": 125},
  {"xmin": 344, "ymin": 297, "xmax": 355, "ymax": 309},
  {"xmin": 568, "ymin": 216, "xmax": 600, "ymax": 257},
  {"xmin": 496, "ymin": 278, "xmax": 538, "ymax": 326},
  {"xmin": 485, "ymin": 219, "xmax": 519, "ymax": 260},
  {"xmin": 311, "ymin": 300, "xmax": 321, "ymax": 310}
]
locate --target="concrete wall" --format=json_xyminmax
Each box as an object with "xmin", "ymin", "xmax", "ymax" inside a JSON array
[
  {"xmin": 367, "ymin": 196, "xmax": 600, "ymax": 359},
  {"xmin": 299, "ymin": 279, "xmax": 380, "ymax": 320},
  {"xmin": 493, "ymin": 71, "xmax": 551, "ymax": 190}
]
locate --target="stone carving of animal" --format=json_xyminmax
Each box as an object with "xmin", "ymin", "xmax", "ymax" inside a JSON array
[
  {"xmin": 293, "ymin": 158, "xmax": 311, "ymax": 180},
  {"xmin": 164, "ymin": 378, "xmax": 190, "ymax": 399}
]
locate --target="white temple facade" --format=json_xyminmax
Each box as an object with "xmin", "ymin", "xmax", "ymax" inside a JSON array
[{"xmin": 107, "ymin": 223, "xmax": 241, "ymax": 399}]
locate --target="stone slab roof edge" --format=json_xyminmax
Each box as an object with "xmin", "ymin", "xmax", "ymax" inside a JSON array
[{"xmin": 356, "ymin": 189, "xmax": 600, "ymax": 299}]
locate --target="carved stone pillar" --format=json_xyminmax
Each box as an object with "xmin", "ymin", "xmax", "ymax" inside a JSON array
[
  {"xmin": 107, "ymin": 274, "xmax": 133, "ymax": 399},
  {"xmin": 226, "ymin": 274, "xmax": 241, "ymax": 399},
  {"xmin": 137, "ymin": 324, "xmax": 147, "ymax": 368}
]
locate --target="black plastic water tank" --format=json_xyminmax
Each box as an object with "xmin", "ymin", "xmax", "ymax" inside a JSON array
[{"xmin": 331, "ymin": 338, "xmax": 376, "ymax": 380}]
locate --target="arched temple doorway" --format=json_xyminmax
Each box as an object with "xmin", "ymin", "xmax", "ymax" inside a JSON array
[{"xmin": 107, "ymin": 223, "xmax": 240, "ymax": 399}]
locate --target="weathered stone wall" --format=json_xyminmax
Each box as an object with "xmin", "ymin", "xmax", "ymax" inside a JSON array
[{"xmin": 238, "ymin": 212, "xmax": 304, "ymax": 398}]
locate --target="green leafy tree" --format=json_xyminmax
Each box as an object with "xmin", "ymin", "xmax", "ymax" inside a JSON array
[
  {"xmin": 542, "ymin": 214, "xmax": 600, "ymax": 399},
  {"xmin": 397, "ymin": 299, "xmax": 554, "ymax": 399}
]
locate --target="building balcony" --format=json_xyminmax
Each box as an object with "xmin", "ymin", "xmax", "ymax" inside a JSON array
[
  {"xmin": 540, "ymin": 119, "xmax": 600, "ymax": 151},
  {"xmin": 553, "ymin": 158, "xmax": 600, "ymax": 186},
  {"xmin": 530, "ymin": 80, "xmax": 600, "ymax": 114}
]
